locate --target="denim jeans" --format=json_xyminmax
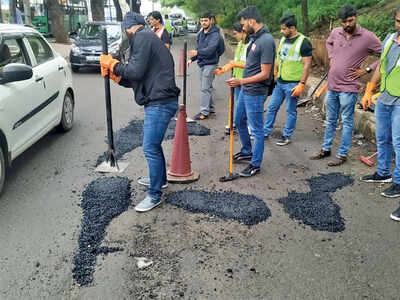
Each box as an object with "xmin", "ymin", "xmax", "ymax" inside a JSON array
[
  {"xmin": 322, "ymin": 90, "xmax": 358, "ymax": 157},
  {"xmin": 375, "ymin": 101, "xmax": 400, "ymax": 184},
  {"xmin": 199, "ymin": 64, "xmax": 217, "ymax": 116},
  {"xmin": 263, "ymin": 81, "xmax": 298, "ymax": 138},
  {"xmin": 143, "ymin": 100, "xmax": 179, "ymax": 199},
  {"xmin": 234, "ymin": 90, "xmax": 267, "ymax": 167}
]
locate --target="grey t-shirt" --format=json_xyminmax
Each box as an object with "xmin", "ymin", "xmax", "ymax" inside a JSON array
[
  {"xmin": 378, "ymin": 33, "xmax": 400, "ymax": 105},
  {"xmin": 243, "ymin": 26, "xmax": 276, "ymax": 96}
]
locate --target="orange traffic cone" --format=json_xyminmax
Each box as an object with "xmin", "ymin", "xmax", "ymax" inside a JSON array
[
  {"xmin": 167, "ymin": 104, "xmax": 199, "ymax": 183},
  {"xmin": 177, "ymin": 49, "xmax": 185, "ymax": 77}
]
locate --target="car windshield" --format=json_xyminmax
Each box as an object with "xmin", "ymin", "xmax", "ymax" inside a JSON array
[
  {"xmin": 174, "ymin": 21, "xmax": 183, "ymax": 26},
  {"xmin": 79, "ymin": 24, "xmax": 120, "ymax": 41},
  {"xmin": 188, "ymin": 21, "xmax": 195, "ymax": 25}
]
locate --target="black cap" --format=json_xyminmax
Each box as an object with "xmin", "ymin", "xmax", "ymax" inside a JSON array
[{"xmin": 122, "ymin": 12, "xmax": 146, "ymax": 31}]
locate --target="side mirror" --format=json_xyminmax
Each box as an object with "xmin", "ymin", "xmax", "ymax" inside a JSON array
[{"xmin": 0, "ymin": 64, "xmax": 33, "ymax": 84}]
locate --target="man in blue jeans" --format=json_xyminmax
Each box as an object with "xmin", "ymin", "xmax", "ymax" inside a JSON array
[
  {"xmin": 263, "ymin": 13, "xmax": 312, "ymax": 146},
  {"xmin": 310, "ymin": 5, "xmax": 381, "ymax": 166},
  {"xmin": 100, "ymin": 12, "xmax": 180, "ymax": 212},
  {"xmin": 227, "ymin": 6, "xmax": 275, "ymax": 177},
  {"xmin": 361, "ymin": 8, "xmax": 400, "ymax": 221}
]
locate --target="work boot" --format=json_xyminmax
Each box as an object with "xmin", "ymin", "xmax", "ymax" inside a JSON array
[
  {"xmin": 327, "ymin": 155, "xmax": 347, "ymax": 167},
  {"xmin": 310, "ymin": 149, "xmax": 331, "ymax": 160},
  {"xmin": 360, "ymin": 172, "xmax": 392, "ymax": 183}
]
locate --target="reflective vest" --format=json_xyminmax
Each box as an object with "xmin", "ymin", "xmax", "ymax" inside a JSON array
[
  {"xmin": 380, "ymin": 33, "xmax": 400, "ymax": 96},
  {"xmin": 277, "ymin": 34, "xmax": 306, "ymax": 82},
  {"xmin": 233, "ymin": 40, "xmax": 249, "ymax": 79},
  {"xmin": 154, "ymin": 26, "xmax": 165, "ymax": 39},
  {"xmin": 164, "ymin": 20, "xmax": 173, "ymax": 34}
]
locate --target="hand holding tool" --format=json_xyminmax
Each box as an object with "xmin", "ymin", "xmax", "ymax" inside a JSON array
[
  {"xmin": 291, "ymin": 82, "xmax": 305, "ymax": 97},
  {"xmin": 362, "ymin": 82, "xmax": 377, "ymax": 111}
]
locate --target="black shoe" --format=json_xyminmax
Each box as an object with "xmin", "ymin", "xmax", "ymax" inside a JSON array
[
  {"xmin": 233, "ymin": 152, "xmax": 252, "ymax": 162},
  {"xmin": 276, "ymin": 136, "xmax": 291, "ymax": 146},
  {"xmin": 310, "ymin": 149, "xmax": 331, "ymax": 160},
  {"xmin": 390, "ymin": 206, "xmax": 400, "ymax": 221},
  {"xmin": 381, "ymin": 184, "xmax": 400, "ymax": 198},
  {"xmin": 193, "ymin": 112, "xmax": 208, "ymax": 120},
  {"xmin": 361, "ymin": 172, "xmax": 392, "ymax": 183},
  {"xmin": 239, "ymin": 164, "xmax": 260, "ymax": 177}
]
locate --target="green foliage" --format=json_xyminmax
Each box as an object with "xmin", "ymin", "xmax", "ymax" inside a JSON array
[{"xmin": 358, "ymin": 12, "xmax": 396, "ymax": 40}]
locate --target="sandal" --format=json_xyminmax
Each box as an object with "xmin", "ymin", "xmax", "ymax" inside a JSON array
[{"xmin": 310, "ymin": 149, "xmax": 331, "ymax": 160}]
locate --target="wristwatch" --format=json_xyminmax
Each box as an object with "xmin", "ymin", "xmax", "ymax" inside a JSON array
[{"xmin": 366, "ymin": 67, "xmax": 372, "ymax": 73}]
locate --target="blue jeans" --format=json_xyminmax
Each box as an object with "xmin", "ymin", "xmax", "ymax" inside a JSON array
[
  {"xmin": 143, "ymin": 100, "xmax": 179, "ymax": 199},
  {"xmin": 375, "ymin": 101, "xmax": 400, "ymax": 184},
  {"xmin": 322, "ymin": 90, "xmax": 358, "ymax": 157},
  {"xmin": 263, "ymin": 81, "xmax": 298, "ymax": 138},
  {"xmin": 234, "ymin": 90, "xmax": 267, "ymax": 167}
]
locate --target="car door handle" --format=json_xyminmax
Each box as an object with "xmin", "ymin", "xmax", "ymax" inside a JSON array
[
  {"xmin": 35, "ymin": 76, "xmax": 44, "ymax": 82},
  {"xmin": 58, "ymin": 66, "xmax": 64, "ymax": 71}
]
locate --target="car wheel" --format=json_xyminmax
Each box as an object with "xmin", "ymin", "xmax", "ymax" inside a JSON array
[
  {"xmin": 58, "ymin": 91, "xmax": 74, "ymax": 132},
  {"xmin": 0, "ymin": 147, "xmax": 5, "ymax": 196},
  {"xmin": 71, "ymin": 65, "xmax": 79, "ymax": 73}
]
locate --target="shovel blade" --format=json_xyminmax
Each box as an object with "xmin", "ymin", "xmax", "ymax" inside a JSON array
[
  {"xmin": 219, "ymin": 173, "xmax": 240, "ymax": 182},
  {"xmin": 95, "ymin": 160, "xmax": 129, "ymax": 173}
]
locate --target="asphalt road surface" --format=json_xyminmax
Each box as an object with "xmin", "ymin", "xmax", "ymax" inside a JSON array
[{"xmin": 1, "ymin": 34, "xmax": 399, "ymax": 299}]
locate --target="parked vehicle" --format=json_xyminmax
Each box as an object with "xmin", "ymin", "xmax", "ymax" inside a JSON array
[
  {"xmin": 187, "ymin": 20, "xmax": 199, "ymax": 33},
  {"xmin": 172, "ymin": 20, "xmax": 186, "ymax": 37},
  {"xmin": 0, "ymin": 24, "xmax": 75, "ymax": 195},
  {"xmin": 69, "ymin": 21, "xmax": 130, "ymax": 72}
]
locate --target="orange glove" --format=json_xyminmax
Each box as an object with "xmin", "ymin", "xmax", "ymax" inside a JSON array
[
  {"xmin": 214, "ymin": 61, "xmax": 235, "ymax": 76},
  {"xmin": 291, "ymin": 82, "xmax": 305, "ymax": 97},
  {"xmin": 362, "ymin": 82, "xmax": 377, "ymax": 111},
  {"xmin": 100, "ymin": 54, "xmax": 120, "ymax": 77},
  {"xmin": 315, "ymin": 84, "xmax": 327, "ymax": 99},
  {"xmin": 109, "ymin": 72, "xmax": 121, "ymax": 83},
  {"xmin": 231, "ymin": 60, "xmax": 245, "ymax": 69}
]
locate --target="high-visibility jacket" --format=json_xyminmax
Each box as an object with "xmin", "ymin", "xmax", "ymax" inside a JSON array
[
  {"xmin": 277, "ymin": 34, "xmax": 306, "ymax": 82},
  {"xmin": 233, "ymin": 40, "xmax": 249, "ymax": 79},
  {"xmin": 380, "ymin": 33, "xmax": 400, "ymax": 96},
  {"xmin": 164, "ymin": 20, "xmax": 173, "ymax": 34}
]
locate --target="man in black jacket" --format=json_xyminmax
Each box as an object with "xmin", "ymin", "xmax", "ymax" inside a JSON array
[
  {"xmin": 188, "ymin": 12, "xmax": 220, "ymax": 120},
  {"xmin": 100, "ymin": 12, "xmax": 180, "ymax": 212}
]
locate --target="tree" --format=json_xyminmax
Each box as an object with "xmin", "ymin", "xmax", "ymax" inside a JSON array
[
  {"xmin": 91, "ymin": 0, "xmax": 105, "ymax": 21},
  {"xmin": 301, "ymin": 0, "xmax": 310, "ymax": 35},
  {"xmin": 47, "ymin": 0, "xmax": 69, "ymax": 43}
]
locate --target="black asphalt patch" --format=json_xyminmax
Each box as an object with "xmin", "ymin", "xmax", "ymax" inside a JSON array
[
  {"xmin": 279, "ymin": 172, "xmax": 354, "ymax": 232},
  {"xmin": 166, "ymin": 190, "xmax": 271, "ymax": 226},
  {"xmin": 73, "ymin": 176, "xmax": 132, "ymax": 286},
  {"xmin": 96, "ymin": 120, "xmax": 210, "ymax": 166}
]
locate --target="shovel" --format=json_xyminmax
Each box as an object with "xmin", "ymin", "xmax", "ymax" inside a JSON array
[
  {"xmin": 297, "ymin": 72, "xmax": 328, "ymax": 107},
  {"xmin": 220, "ymin": 87, "xmax": 240, "ymax": 182},
  {"xmin": 95, "ymin": 28, "xmax": 129, "ymax": 173}
]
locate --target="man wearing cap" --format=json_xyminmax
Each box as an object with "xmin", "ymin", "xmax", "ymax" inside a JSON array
[
  {"xmin": 100, "ymin": 12, "xmax": 180, "ymax": 212},
  {"xmin": 310, "ymin": 4, "xmax": 381, "ymax": 166}
]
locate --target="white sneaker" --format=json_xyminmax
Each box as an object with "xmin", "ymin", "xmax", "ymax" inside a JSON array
[{"xmin": 137, "ymin": 177, "xmax": 168, "ymax": 189}]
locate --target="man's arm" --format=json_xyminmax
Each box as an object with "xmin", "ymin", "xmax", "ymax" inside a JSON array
[
  {"xmin": 114, "ymin": 35, "xmax": 151, "ymax": 81},
  {"xmin": 326, "ymin": 31, "xmax": 335, "ymax": 62},
  {"xmin": 227, "ymin": 63, "xmax": 272, "ymax": 87}
]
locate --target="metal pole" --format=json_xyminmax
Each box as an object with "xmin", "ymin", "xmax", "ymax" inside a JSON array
[
  {"xmin": 10, "ymin": 0, "xmax": 17, "ymax": 24},
  {"xmin": 183, "ymin": 41, "xmax": 187, "ymax": 106},
  {"xmin": 0, "ymin": 0, "xmax": 3, "ymax": 23},
  {"xmin": 101, "ymin": 28, "xmax": 116, "ymax": 166}
]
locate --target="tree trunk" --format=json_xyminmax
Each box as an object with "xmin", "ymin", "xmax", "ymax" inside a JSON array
[
  {"xmin": 125, "ymin": 0, "xmax": 140, "ymax": 13},
  {"xmin": 0, "ymin": 0, "xmax": 3, "ymax": 23},
  {"xmin": 301, "ymin": 0, "xmax": 310, "ymax": 35},
  {"xmin": 23, "ymin": 0, "xmax": 32, "ymax": 25},
  {"xmin": 113, "ymin": 0, "xmax": 122, "ymax": 21},
  {"xmin": 47, "ymin": 0, "xmax": 69, "ymax": 43},
  {"xmin": 91, "ymin": 0, "xmax": 105, "ymax": 21},
  {"xmin": 10, "ymin": 0, "xmax": 17, "ymax": 23}
]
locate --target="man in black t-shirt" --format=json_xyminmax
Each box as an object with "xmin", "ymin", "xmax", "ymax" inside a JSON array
[
  {"xmin": 263, "ymin": 13, "xmax": 312, "ymax": 146},
  {"xmin": 149, "ymin": 11, "xmax": 172, "ymax": 49}
]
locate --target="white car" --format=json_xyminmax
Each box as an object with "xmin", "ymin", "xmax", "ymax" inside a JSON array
[{"xmin": 0, "ymin": 24, "xmax": 75, "ymax": 195}]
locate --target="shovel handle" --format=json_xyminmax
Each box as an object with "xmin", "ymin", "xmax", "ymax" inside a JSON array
[{"xmin": 229, "ymin": 87, "xmax": 235, "ymax": 173}]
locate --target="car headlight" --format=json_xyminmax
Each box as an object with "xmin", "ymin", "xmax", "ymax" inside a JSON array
[{"xmin": 71, "ymin": 45, "xmax": 80, "ymax": 54}]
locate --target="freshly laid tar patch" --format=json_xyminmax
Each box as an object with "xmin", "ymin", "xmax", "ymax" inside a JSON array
[
  {"xmin": 96, "ymin": 120, "xmax": 210, "ymax": 166},
  {"xmin": 167, "ymin": 190, "xmax": 271, "ymax": 226},
  {"xmin": 279, "ymin": 172, "xmax": 353, "ymax": 232},
  {"xmin": 73, "ymin": 176, "xmax": 131, "ymax": 286}
]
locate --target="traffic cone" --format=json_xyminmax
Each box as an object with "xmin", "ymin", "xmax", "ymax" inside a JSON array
[
  {"xmin": 167, "ymin": 104, "xmax": 199, "ymax": 183},
  {"xmin": 177, "ymin": 49, "xmax": 185, "ymax": 77}
]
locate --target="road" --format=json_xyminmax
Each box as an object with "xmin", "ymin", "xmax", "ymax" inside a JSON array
[{"xmin": 0, "ymin": 34, "xmax": 399, "ymax": 299}]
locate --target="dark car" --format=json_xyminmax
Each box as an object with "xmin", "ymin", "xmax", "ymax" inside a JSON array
[{"xmin": 69, "ymin": 21, "xmax": 129, "ymax": 72}]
